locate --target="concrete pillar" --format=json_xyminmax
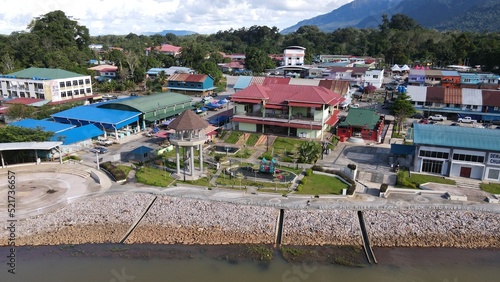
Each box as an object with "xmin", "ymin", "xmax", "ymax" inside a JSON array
[
  {"xmin": 199, "ymin": 144, "xmax": 204, "ymax": 173},
  {"xmin": 114, "ymin": 128, "xmax": 118, "ymax": 140},
  {"xmin": 1, "ymin": 151, "xmax": 5, "ymax": 168},
  {"xmin": 190, "ymin": 146, "xmax": 195, "ymax": 176},
  {"xmin": 176, "ymin": 145, "xmax": 181, "ymax": 175}
]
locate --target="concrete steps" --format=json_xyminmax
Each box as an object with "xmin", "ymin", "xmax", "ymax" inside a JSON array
[{"xmin": 454, "ymin": 178, "xmax": 481, "ymax": 190}]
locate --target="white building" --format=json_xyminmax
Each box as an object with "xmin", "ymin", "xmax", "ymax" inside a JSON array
[
  {"xmin": 283, "ymin": 46, "xmax": 306, "ymax": 66},
  {"xmin": 413, "ymin": 123, "xmax": 500, "ymax": 182},
  {"xmin": 0, "ymin": 67, "xmax": 93, "ymax": 102}
]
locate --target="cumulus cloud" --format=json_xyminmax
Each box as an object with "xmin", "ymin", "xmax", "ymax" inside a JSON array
[{"xmin": 0, "ymin": 0, "xmax": 352, "ymax": 35}]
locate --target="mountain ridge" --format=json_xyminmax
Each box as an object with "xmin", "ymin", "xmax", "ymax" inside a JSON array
[{"xmin": 281, "ymin": 0, "xmax": 500, "ymax": 33}]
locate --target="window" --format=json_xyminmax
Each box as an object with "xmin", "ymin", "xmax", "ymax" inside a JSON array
[
  {"xmin": 66, "ymin": 81, "xmax": 71, "ymax": 87},
  {"xmin": 472, "ymin": 105, "xmax": 478, "ymax": 110},
  {"xmin": 419, "ymin": 150, "xmax": 449, "ymax": 159},
  {"xmin": 434, "ymin": 103, "xmax": 442, "ymax": 107},
  {"xmin": 20, "ymin": 92, "xmax": 25, "ymax": 98},
  {"xmin": 61, "ymin": 91, "xmax": 67, "ymax": 97},
  {"xmin": 67, "ymin": 91, "xmax": 73, "ymax": 96},
  {"xmin": 494, "ymin": 107, "xmax": 499, "ymax": 111},
  {"xmin": 74, "ymin": 89, "xmax": 79, "ymax": 95},
  {"xmin": 79, "ymin": 79, "xmax": 83, "ymax": 85},
  {"xmin": 452, "ymin": 154, "xmax": 484, "ymax": 163},
  {"xmin": 60, "ymin": 82, "xmax": 65, "ymax": 87},
  {"xmin": 373, "ymin": 75, "xmax": 378, "ymax": 79},
  {"xmin": 487, "ymin": 169, "xmax": 500, "ymax": 180},
  {"xmin": 422, "ymin": 159, "xmax": 443, "ymax": 174},
  {"xmin": 424, "ymin": 102, "xmax": 432, "ymax": 106},
  {"xmin": 417, "ymin": 102, "xmax": 424, "ymax": 106},
  {"xmin": 73, "ymin": 80, "xmax": 78, "ymax": 86},
  {"xmin": 85, "ymin": 79, "xmax": 90, "ymax": 84},
  {"xmin": 86, "ymin": 88, "xmax": 91, "ymax": 93}
]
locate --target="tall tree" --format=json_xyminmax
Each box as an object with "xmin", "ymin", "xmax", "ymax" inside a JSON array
[
  {"xmin": 390, "ymin": 92, "xmax": 416, "ymax": 134},
  {"xmin": 298, "ymin": 141, "xmax": 321, "ymax": 164},
  {"xmin": 245, "ymin": 47, "xmax": 275, "ymax": 73}
]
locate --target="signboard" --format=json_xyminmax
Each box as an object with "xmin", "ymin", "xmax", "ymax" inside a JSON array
[{"xmin": 488, "ymin": 152, "xmax": 500, "ymax": 166}]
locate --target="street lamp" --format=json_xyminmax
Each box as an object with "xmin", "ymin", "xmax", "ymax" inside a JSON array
[{"xmin": 229, "ymin": 159, "xmax": 232, "ymax": 180}]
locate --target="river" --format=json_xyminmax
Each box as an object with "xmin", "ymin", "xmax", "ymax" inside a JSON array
[{"xmin": 1, "ymin": 245, "xmax": 499, "ymax": 282}]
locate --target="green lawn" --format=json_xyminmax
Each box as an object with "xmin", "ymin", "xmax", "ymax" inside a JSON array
[
  {"xmin": 117, "ymin": 165, "xmax": 132, "ymax": 176},
  {"xmin": 397, "ymin": 171, "xmax": 456, "ymax": 188},
  {"xmin": 135, "ymin": 167, "xmax": 176, "ymax": 187},
  {"xmin": 295, "ymin": 173, "xmax": 349, "ymax": 195},
  {"xmin": 245, "ymin": 134, "xmax": 259, "ymax": 146},
  {"xmin": 480, "ymin": 183, "xmax": 500, "ymax": 194},
  {"xmin": 215, "ymin": 175, "xmax": 290, "ymax": 189},
  {"xmin": 225, "ymin": 132, "xmax": 242, "ymax": 144}
]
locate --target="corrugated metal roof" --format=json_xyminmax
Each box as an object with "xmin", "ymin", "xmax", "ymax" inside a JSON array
[
  {"xmin": 409, "ymin": 69, "xmax": 426, "ymax": 76},
  {"xmin": 340, "ymin": 108, "xmax": 381, "ymax": 128},
  {"xmin": 426, "ymin": 87, "xmax": 445, "ymax": 103},
  {"xmin": 7, "ymin": 67, "xmax": 86, "ymax": 80},
  {"xmin": 234, "ymin": 76, "xmax": 253, "ymax": 90},
  {"xmin": 288, "ymin": 78, "xmax": 319, "ymax": 86},
  {"xmin": 462, "ymin": 88, "xmax": 483, "ymax": 106},
  {"xmin": 0, "ymin": 141, "xmax": 62, "ymax": 151},
  {"xmin": 441, "ymin": 71, "xmax": 460, "ymax": 76},
  {"xmin": 482, "ymin": 90, "xmax": 500, "ymax": 107},
  {"xmin": 168, "ymin": 73, "xmax": 208, "ymax": 83},
  {"xmin": 10, "ymin": 118, "xmax": 75, "ymax": 133},
  {"xmin": 250, "ymin": 76, "xmax": 266, "ymax": 85},
  {"xmin": 414, "ymin": 123, "xmax": 500, "ymax": 151},
  {"xmin": 425, "ymin": 70, "xmax": 442, "ymax": 76},
  {"xmin": 444, "ymin": 88, "xmax": 462, "ymax": 104},
  {"xmin": 52, "ymin": 124, "xmax": 104, "ymax": 145},
  {"xmin": 98, "ymin": 92, "xmax": 192, "ymax": 114},
  {"xmin": 407, "ymin": 85, "xmax": 427, "ymax": 102},
  {"xmin": 51, "ymin": 105, "xmax": 141, "ymax": 125}
]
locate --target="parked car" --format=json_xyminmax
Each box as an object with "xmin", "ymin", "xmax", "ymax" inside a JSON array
[
  {"xmin": 457, "ymin": 116, "xmax": 477, "ymax": 123},
  {"xmin": 94, "ymin": 146, "xmax": 108, "ymax": 154},
  {"xmin": 428, "ymin": 114, "xmax": 446, "ymax": 121},
  {"xmin": 411, "ymin": 113, "xmax": 424, "ymax": 119},
  {"xmin": 418, "ymin": 118, "xmax": 429, "ymax": 124}
]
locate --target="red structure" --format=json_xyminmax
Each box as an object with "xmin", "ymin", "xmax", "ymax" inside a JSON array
[{"xmin": 337, "ymin": 108, "xmax": 385, "ymax": 142}]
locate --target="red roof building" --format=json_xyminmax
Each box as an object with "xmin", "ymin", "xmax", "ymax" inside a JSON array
[
  {"xmin": 146, "ymin": 44, "xmax": 182, "ymax": 57},
  {"xmin": 231, "ymin": 84, "xmax": 344, "ymax": 139}
]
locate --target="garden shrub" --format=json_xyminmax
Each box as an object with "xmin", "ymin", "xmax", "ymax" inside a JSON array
[
  {"xmin": 101, "ymin": 161, "xmax": 127, "ymax": 181},
  {"xmin": 305, "ymin": 168, "xmax": 313, "ymax": 176},
  {"xmin": 380, "ymin": 183, "xmax": 388, "ymax": 193}
]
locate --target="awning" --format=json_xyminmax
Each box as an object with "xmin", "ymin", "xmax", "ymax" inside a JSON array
[
  {"xmin": 325, "ymin": 110, "xmax": 340, "ymax": 125},
  {"xmin": 232, "ymin": 117, "xmax": 322, "ymax": 130},
  {"xmin": 288, "ymin": 102, "xmax": 323, "ymax": 108},
  {"xmin": 265, "ymin": 104, "xmax": 287, "ymax": 109}
]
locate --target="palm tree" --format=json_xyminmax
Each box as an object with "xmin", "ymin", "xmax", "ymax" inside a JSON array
[{"xmin": 298, "ymin": 141, "xmax": 320, "ymax": 164}]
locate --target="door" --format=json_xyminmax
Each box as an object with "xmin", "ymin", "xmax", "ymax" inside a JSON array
[{"xmin": 460, "ymin": 167, "xmax": 472, "ymax": 178}]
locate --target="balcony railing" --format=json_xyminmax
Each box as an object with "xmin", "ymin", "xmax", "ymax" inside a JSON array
[{"xmin": 235, "ymin": 112, "xmax": 318, "ymax": 123}]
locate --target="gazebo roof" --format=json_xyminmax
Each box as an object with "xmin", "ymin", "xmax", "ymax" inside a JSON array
[{"xmin": 167, "ymin": 109, "xmax": 209, "ymax": 131}]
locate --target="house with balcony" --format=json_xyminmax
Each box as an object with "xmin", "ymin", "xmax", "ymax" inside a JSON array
[
  {"xmin": 88, "ymin": 64, "xmax": 118, "ymax": 82},
  {"xmin": 166, "ymin": 73, "xmax": 216, "ymax": 96},
  {"xmin": 440, "ymin": 70, "xmax": 461, "ymax": 88},
  {"xmin": 322, "ymin": 67, "xmax": 382, "ymax": 87},
  {"xmin": 0, "ymin": 67, "xmax": 93, "ymax": 103},
  {"xmin": 231, "ymin": 84, "xmax": 344, "ymax": 139},
  {"xmin": 408, "ymin": 69, "xmax": 426, "ymax": 86}
]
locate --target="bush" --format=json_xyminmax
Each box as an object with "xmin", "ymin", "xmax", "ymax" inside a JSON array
[
  {"xmin": 300, "ymin": 178, "xmax": 307, "ymax": 185},
  {"xmin": 305, "ymin": 168, "xmax": 313, "ymax": 176},
  {"xmin": 101, "ymin": 161, "xmax": 127, "ymax": 181},
  {"xmin": 311, "ymin": 165, "xmax": 324, "ymax": 172},
  {"xmin": 296, "ymin": 185, "xmax": 303, "ymax": 192},
  {"xmin": 260, "ymin": 152, "xmax": 273, "ymax": 160}
]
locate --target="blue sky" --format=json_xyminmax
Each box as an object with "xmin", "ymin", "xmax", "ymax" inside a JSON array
[{"xmin": 0, "ymin": 0, "xmax": 352, "ymax": 35}]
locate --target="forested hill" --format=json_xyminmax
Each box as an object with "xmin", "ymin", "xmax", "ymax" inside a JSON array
[{"xmin": 282, "ymin": 0, "xmax": 500, "ymax": 33}]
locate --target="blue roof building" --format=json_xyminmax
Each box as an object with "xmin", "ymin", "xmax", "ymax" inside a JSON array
[
  {"xmin": 412, "ymin": 123, "xmax": 500, "ymax": 182},
  {"xmin": 52, "ymin": 124, "xmax": 104, "ymax": 145},
  {"xmin": 10, "ymin": 118, "xmax": 76, "ymax": 133}
]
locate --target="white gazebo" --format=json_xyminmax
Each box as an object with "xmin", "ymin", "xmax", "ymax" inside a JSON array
[{"xmin": 167, "ymin": 110, "xmax": 209, "ymax": 180}]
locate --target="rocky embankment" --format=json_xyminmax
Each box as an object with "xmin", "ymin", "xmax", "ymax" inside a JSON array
[
  {"xmin": 364, "ymin": 210, "xmax": 500, "ymax": 248},
  {"xmin": 282, "ymin": 209, "xmax": 363, "ymax": 246},
  {"xmin": 2, "ymin": 192, "xmax": 500, "ymax": 249},
  {"xmin": 125, "ymin": 197, "xmax": 277, "ymax": 244},
  {"xmin": 0, "ymin": 193, "xmax": 155, "ymax": 246}
]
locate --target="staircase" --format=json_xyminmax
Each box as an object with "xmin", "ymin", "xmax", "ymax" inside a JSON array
[
  {"xmin": 454, "ymin": 178, "xmax": 481, "ymax": 190},
  {"xmin": 237, "ymin": 133, "xmax": 250, "ymax": 145},
  {"xmin": 255, "ymin": 134, "xmax": 268, "ymax": 146}
]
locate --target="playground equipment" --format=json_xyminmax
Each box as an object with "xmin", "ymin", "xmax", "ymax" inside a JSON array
[{"xmin": 260, "ymin": 157, "xmax": 277, "ymax": 174}]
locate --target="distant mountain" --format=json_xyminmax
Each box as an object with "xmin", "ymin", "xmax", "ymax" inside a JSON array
[
  {"xmin": 281, "ymin": 0, "xmax": 403, "ymax": 34},
  {"xmin": 282, "ymin": 0, "xmax": 500, "ymax": 33},
  {"xmin": 142, "ymin": 30, "xmax": 197, "ymax": 36}
]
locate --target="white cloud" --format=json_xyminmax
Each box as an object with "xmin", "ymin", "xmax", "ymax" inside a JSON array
[{"xmin": 0, "ymin": 0, "xmax": 353, "ymax": 35}]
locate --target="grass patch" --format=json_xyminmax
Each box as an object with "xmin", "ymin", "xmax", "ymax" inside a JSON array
[
  {"xmin": 245, "ymin": 134, "xmax": 259, "ymax": 146},
  {"xmin": 135, "ymin": 166, "xmax": 175, "ymax": 187},
  {"xmin": 480, "ymin": 183, "xmax": 500, "ymax": 194},
  {"xmin": 272, "ymin": 137, "xmax": 305, "ymax": 155},
  {"xmin": 396, "ymin": 170, "xmax": 455, "ymax": 188},
  {"xmin": 117, "ymin": 165, "xmax": 132, "ymax": 176},
  {"xmin": 224, "ymin": 132, "xmax": 242, "ymax": 144},
  {"xmin": 247, "ymin": 245, "xmax": 273, "ymax": 262},
  {"xmin": 295, "ymin": 173, "xmax": 349, "ymax": 195},
  {"xmin": 233, "ymin": 148, "xmax": 253, "ymax": 159}
]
